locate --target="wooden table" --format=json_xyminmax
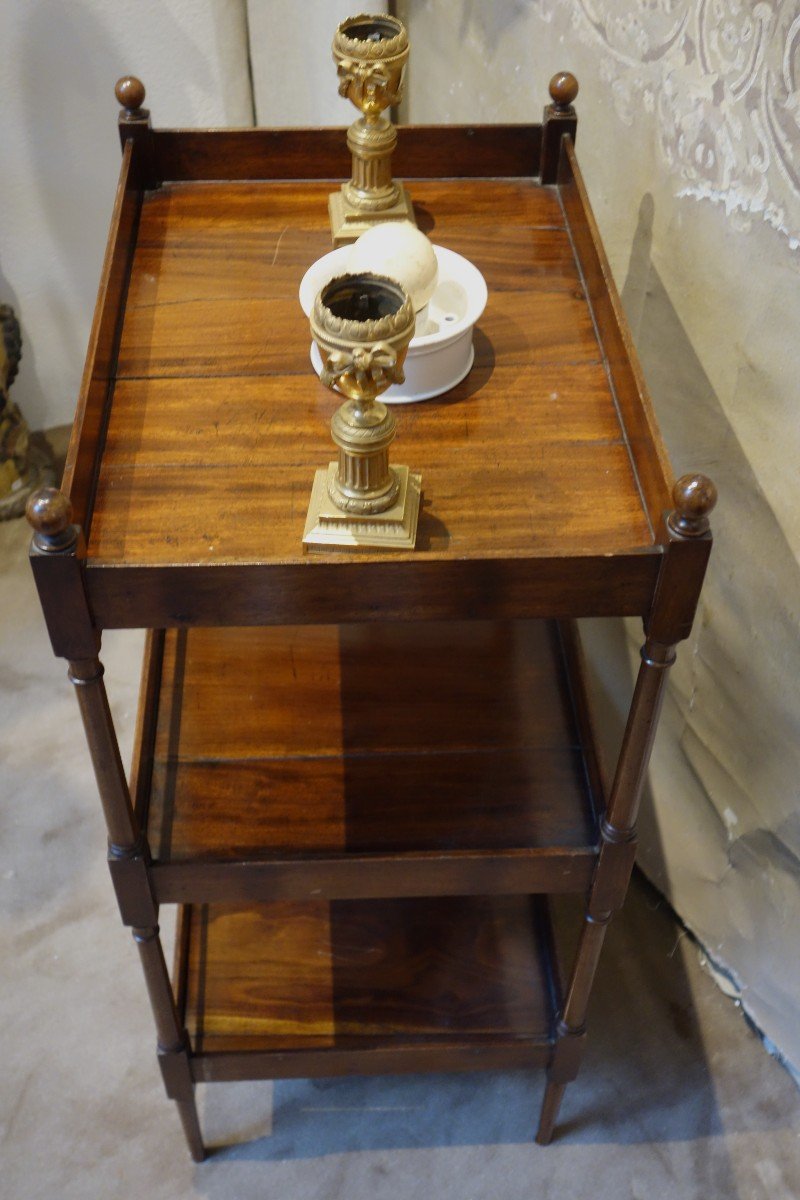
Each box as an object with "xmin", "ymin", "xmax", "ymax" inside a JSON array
[{"xmin": 27, "ymin": 76, "xmax": 715, "ymax": 1161}]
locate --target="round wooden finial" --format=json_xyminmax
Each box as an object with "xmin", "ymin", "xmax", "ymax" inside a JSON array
[
  {"xmin": 26, "ymin": 487, "xmax": 75, "ymax": 550},
  {"xmin": 115, "ymin": 75, "xmax": 146, "ymax": 114},
  {"xmin": 549, "ymin": 71, "xmax": 579, "ymax": 111},
  {"xmin": 668, "ymin": 473, "xmax": 717, "ymax": 537}
]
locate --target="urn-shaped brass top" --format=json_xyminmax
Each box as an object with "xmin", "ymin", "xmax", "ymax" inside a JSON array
[
  {"xmin": 310, "ymin": 273, "xmax": 415, "ymax": 405},
  {"xmin": 304, "ymin": 272, "xmax": 422, "ymax": 545},
  {"xmin": 333, "ymin": 13, "xmax": 409, "ymax": 117}
]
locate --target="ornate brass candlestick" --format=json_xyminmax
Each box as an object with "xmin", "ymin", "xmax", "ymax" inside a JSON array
[
  {"xmin": 329, "ymin": 13, "xmax": 416, "ymax": 246},
  {"xmin": 303, "ymin": 273, "xmax": 421, "ymax": 551}
]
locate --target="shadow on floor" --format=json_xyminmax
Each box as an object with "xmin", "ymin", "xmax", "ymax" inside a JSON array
[{"xmin": 197, "ymin": 872, "xmax": 769, "ymax": 1164}]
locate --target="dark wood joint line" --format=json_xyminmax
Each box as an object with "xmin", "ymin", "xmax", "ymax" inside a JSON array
[
  {"xmin": 639, "ymin": 641, "xmax": 677, "ymax": 670},
  {"xmin": 107, "ymin": 838, "xmax": 158, "ymax": 927},
  {"xmin": 108, "ymin": 832, "xmax": 148, "ymax": 860},
  {"xmin": 540, "ymin": 71, "xmax": 578, "ymax": 184},
  {"xmin": 556, "ymin": 1018, "xmax": 587, "ymax": 1040},
  {"xmin": 132, "ymin": 925, "xmax": 161, "ymax": 946},
  {"xmin": 591, "ymin": 840, "xmax": 638, "ymax": 914},
  {"xmin": 67, "ymin": 659, "xmax": 105, "ymax": 687},
  {"xmin": 157, "ymin": 1037, "xmax": 195, "ymax": 1100},
  {"xmin": 548, "ymin": 1022, "xmax": 587, "ymax": 1082},
  {"xmin": 30, "ymin": 522, "xmax": 78, "ymax": 557},
  {"xmin": 599, "ymin": 815, "xmax": 636, "ymax": 845}
]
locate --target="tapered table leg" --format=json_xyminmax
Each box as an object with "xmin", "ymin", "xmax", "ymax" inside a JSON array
[{"xmin": 536, "ymin": 1082, "xmax": 567, "ymax": 1145}]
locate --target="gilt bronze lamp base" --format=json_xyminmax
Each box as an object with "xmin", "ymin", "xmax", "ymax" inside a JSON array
[
  {"xmin": 303, "ymin": 272, "xmax": 421, "ymax": 552},
  {"xmin": 329, "ymin": 182, "xmax": 416, "ymax": 247},
  {"xmin": 328, "ymin": 14, "xmax": 416, "ymax": 244},
  {"xmin": 304, "ymin": 462, "xmax": 421, "ymax": 551}
]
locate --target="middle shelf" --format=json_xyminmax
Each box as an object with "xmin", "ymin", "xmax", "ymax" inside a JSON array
[{"xmin": 132, "ymin": 619, "xmax": 603, "ymax": 904}]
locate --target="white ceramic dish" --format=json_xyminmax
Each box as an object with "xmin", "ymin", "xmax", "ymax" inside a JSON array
[{"xmin": 298, "ymin": 245, "xmax": 488, "ymax": 403}]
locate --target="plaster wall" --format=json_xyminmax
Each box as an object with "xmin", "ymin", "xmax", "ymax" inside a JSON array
[
  {"xmin": 0, "ymin": 0, "xmax": 252, "ymax": 432},
  {"xmin": 395, "ymin": 0, "xmax": 800, "ymax": 1074},
  {"xmin": 248, "ymin": 0, "xmax": 388, "ymax": 126}
]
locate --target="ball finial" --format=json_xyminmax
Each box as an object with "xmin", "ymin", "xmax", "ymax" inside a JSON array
[
  {"xmin": 668, "ymin": 474, "xmax": 717, "ymax": 537},
  {"xmin": 115, "ymin": 76, "xmax": 146, "ymax": 114},
  {"xmin": 26, "ymin": 487, "xmax": 74, "ymax": 549},
  {"xmin": 549, "ymin": 72, "xmax": 579, "ymax": 110}
]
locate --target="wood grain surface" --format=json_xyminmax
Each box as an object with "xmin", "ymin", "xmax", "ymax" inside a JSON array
[
  {"xmin": 49, "ymin": 127, "xmax": 693, "ymax": 1148},
  {"xmin": 558, "ymin": 141, "xmax": 673, "ymax": 531},
  {"xmin": 182, "ymin": 895, "xmax": 553, "ymax": 1054},
  {"xmin": 85, "ymin": 177, "xmax": 654, "ymax": 569},
  {"xmin": 61, "ymin": 140, "xmax": 141, "ymax": 529},
  {"xmin": 85, "ymin": 552, "xmax": 662, "ymax": 631},
  {"xmin": 152, "ymin": 124, "xmax": 543, "ymax": 184},
  {"xmin": 154, "ymin": 621, "xmax": 574, "ymax": 759},
  {"xmin": 145, "ymin": 620, "xmax": 598, "ymax": 872}
]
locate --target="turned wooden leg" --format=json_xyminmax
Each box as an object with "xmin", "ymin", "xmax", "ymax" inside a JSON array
[
  {"xmin": 67, "ymin": 656, "xmax": 205, "ymax": 1160},
  {"xmin": 537, "ymin": 907, "xmax": 611, "ymax": 1143},
  {"xmin": 537, "ymin": 636, "xmax": 678, "ymax": 1145},
  {"xmin": 175, "ymin": 1097, "xmax": 206, "ymax": 1163},
  {"xmin": 536, "ymin": 1081, "xmax": 567, "ymax": 1145},
  {"xmin": 134, "ymin": 925, "xmax": 205, "ymax": 1162}
]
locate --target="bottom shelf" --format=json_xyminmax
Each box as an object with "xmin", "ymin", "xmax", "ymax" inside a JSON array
[{"xmin": 176, "ymin": 895, "xmax": 561, "ymax": 1083}]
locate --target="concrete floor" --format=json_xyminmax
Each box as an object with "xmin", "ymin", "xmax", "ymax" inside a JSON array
[{"xmin": 2, "ymin": 477, "xmax": 799, "ymax": 1200}]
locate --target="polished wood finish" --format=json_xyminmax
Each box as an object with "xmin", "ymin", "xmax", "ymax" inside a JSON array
[
  {"xmin": 26, "ymin": 487, "xmax": 72, "ymax": 543},
  {"xmin": 668, "ymin": 473, "xmax": 718, "ymax": 538},
  {"xmin": 558, "ymin": 139, "xmax": 673, "ymax": 532},
  {"xmin": 180, "ymin": 897, "xmax": 556, "ymax": 1065},
  {"xmin": 26, "ymin": 488, "xmax": 98, "ymax": 661},
  {"xmin": 67, "ymin": 657, "xmax": 141, "ymax": 853},
  {"xmin": 115, "ymin": 75, "xmax": 147, "ymax": 118},
  {"xmin": 540, "ymin": 72, "xmax": 578, "ymax": 185},
  {"xmin": 151, "ymin": 124, "xmax": 542, "ymax": 184},
  {"xmin": 135, "ymin": 621, "xmax": 599, "ymax": 902},
  {"xmin": 153, "ymin": 622, "xmax": 575, "ymax": 760},
  {"xmin": 85, "ymin": 554, "xmax": 662, "ymax": 632},
  {"xmin": 536, "ymin": 480, "xmax": 715, "ymax": 1139},
  {"xmin": 548, "ymin": 72, "xmax": 579, "ymax": 110},
  {"xmin": 133, "ymin": 924, "xmax": 204, "ymax": 1162},
  {"xmin": 30, "ymin": 90, "xmax": 715, "ymax": 1160},
  {"xmin": 61, "ymin": 140, "xmax": 142, "ymax": 530},
  {"xmin": 84, "ymin": 175, "xmax": 654, "ymax": 589},
  {"xmin": 535, "ymin": 1081, "xmax": 567, "ymax": 1145},
  {"xmin": 77, "ymin": 164, "xmax": 668, "ymax": 625}
]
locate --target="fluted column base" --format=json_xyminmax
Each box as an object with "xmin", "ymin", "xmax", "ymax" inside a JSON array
[
  {"xmin": 303, "ymin": 463, "xmax": 421, "ymax": 551},
  {"xmin": 328, "ymin": 182, "xmax": 416, "ymax": 247}
]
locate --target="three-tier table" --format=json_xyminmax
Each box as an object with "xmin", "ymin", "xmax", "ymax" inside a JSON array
[{"xmin": 27, "ymin": 74, "xmax": 715, "ymax": 1161}]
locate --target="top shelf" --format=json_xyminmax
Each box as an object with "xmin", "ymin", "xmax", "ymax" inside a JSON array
[
  {"xmin": 59, "ymin": 123, "xmax": 677, "ymax": 631},
  {"xmin": 91, "ymin": 177, "xmax": 651, "ymax": 565}
]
